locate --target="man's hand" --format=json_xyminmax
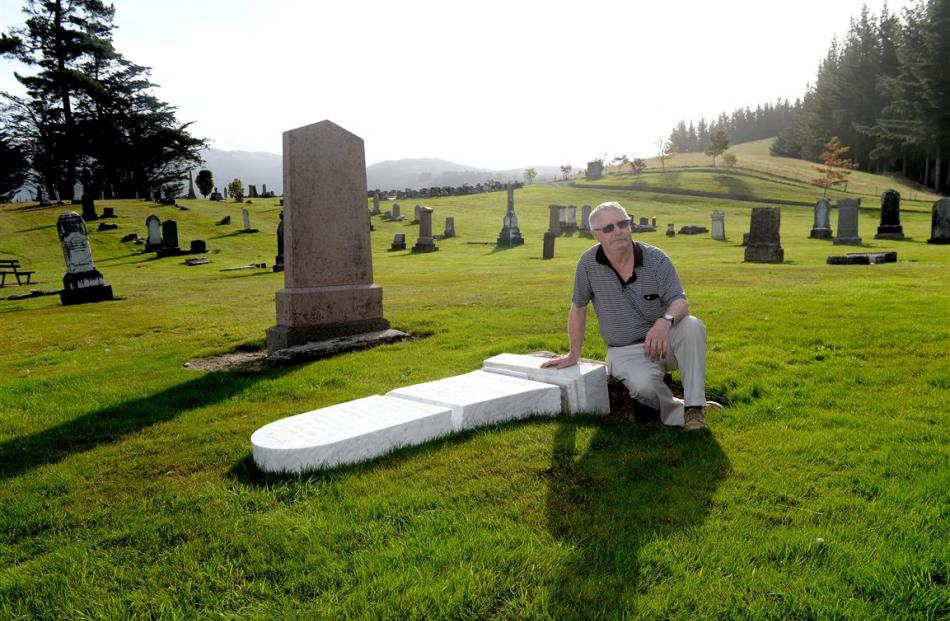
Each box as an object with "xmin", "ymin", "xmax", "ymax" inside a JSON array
[
  {"xmin": 644, "ymin": 318, "xmax": 671, "ymax": 360},
  {"xmin": 540, "ymin": 354, "xmax": 579, "ymax": 369}
]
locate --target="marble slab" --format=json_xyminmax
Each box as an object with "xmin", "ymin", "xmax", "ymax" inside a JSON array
[
  {"xmin": 251, "ymin": 395, "xmax": 453, "ymax": 473},
  {"xmin": 387, "ymin": 370, "xmax": 561, "ymax": 431},
  {"xmin": 481, "ymin": 353, "xmax": 610, "ymax": 415}
]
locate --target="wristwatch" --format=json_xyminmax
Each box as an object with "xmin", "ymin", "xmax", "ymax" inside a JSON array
[{"xmin": 662, "ymin": 313, "xmax": 675, "ymax": 324}]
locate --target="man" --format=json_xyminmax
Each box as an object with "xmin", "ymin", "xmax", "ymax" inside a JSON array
[{"xmin": 541, "ymin": 201, "xmax": 718, "ymax": 430}]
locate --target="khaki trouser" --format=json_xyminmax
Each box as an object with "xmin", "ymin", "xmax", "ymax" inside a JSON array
[{"xmin": 606, "ymin": 315, "xmax": 707, "ymax": 427}]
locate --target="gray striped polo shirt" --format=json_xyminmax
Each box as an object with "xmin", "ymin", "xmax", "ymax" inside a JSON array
[{"xmin": 572, "ymin": 241, "xmax": 686, "ymax": 347}]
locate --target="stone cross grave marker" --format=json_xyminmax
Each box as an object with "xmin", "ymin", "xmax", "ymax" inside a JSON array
[
  {"xmin": 834, "ymin": 198, "xmax": 863, "ymax": 246},
  {"xmin": 266, "ymin": 120, "xmax": 390, "ymax": 353},
  {"xmin": 744, "ymin": 207, "xmax": 784, "ymax": 263}
]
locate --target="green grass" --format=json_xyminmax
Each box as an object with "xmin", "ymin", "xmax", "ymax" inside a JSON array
[{"xmin": 1, "ymin": 174, "xmax": 948, "ymax": 619}]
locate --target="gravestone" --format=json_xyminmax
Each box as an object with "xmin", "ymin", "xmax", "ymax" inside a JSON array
[
  {"xmin": 586, "ymin": 160, "xmax": 603, "ymax": 180},
  {"xmin": 222, "ymin": 186, "xmax": 228, "ymax": 199},
  {"xmin": 443, "ymin": 217, "xmax": 455, "ymax": 238},
  {"xmin": 272, "ymin": 211, "xmax": 285, "ymax": 272},
  {"xmin": 371, "ymin": 192, "xmax": 381, "ymax": 215},
  {"xmin": 639, "ymin": 217, "xmax": 649, "ymax": 226},
  {"xmin": 810, "ymin": 197, "xmax": 833, "ymax": 239},
  {"xmin": 72, "ymin": 182, "xmax": 83, "ymax": 204},
  {"xmin": 579, "ymin": 205, "xmax": 592, "ymax": 232},
  {"xmin": 744, "ymin": 207, "xmax": 784, "ymax": 263},
  {"xmin": 875, "ymin": 189, "xmax": 904, "ymax": 240},
  {"xmin": 548, "ymin": 204, "xmax": 562, "ymax": 236},
  {"xmin": 390, "ymin": 233, "xmax": 406, "ymax": 251},
  {"xmin": 482, "ymin": 353, "xmax": 610, "ymax": 415},
  {"xmin": 565, "ymin": 205, "xmax": 577, "ymax": 231},
  {"xmin": 187, "ymin": 170, "xmax": 197, "ymax": 199},
  {"xmin": 241, "ymin": 208, "xmax": 259, "ymax": 233},
  {"xmin": 827, "ymin": 251, "xmax": 897, "ymax": 265},
  {"xmin": 252, "ymin": 395, "xmax": 455, "ymax": 473},
  {"xmin": 711, "ymin": 210, "xmax": 725, "ymax": 241},
  {"xmin": 102, "ymin": 207, "xmax": 115, "ymax": 218},
  {"xmin": 216, "ymin": 215, "xmax": 231, "ymax": 225},
  {"xmin": 413, "ymin": 204, "xmax": 421, "ymax": 223},
  {"xmin": 666, "ymin": 223, "xmax": 675, "ymax": 237},
  {"xmin": 651, "ymin": 217, "xmax": 657, "ymax": 228},
  {"xmin": 387, "ymin": 370, "xmax": 561, "ymax": 432},
  {"xmin": 248, "ymin": 184, "xmax": 259, "ymax": 198},
  {"xmin": 412, "ymin": 206, "xmax": 438, "ymax": 253},
  {"xmin": 57, "ymin": 211, "xmax": 114, "ymax": 305},
  {"xmin": 391, "ymin": 203, "xmax": 401, "ymax": 219},
  {"xmin": 145, "ymin": 214, "xmax": 162, "ymax": 250},
  {"xmin": 928, "ymin": 198, "xmax": 950, "ymax": 244},
  {"xmin": 496, "ymin": 185, "xmax": 525, "ymax": 248},
  {"xmin": 834, "ymin": 199, "xmax": 863, "ymax": 246},
  {"xmin": 542, "ymin": 232, "xmax": 555, "ymax": 260},
  {"xmin": 679, "ymin": 225, "xmax": 708, "ymax": 235},
  {"xmin": 157, "ymin": 220, "xmax": 180, "ymax": 257},
  {"xmin": 96, "ymin": 222, "xmax": 118, "ymax": 231},
  {"xmin": 81, "ymin": 193, "xmax": 98, "ymax": 221},
  {"xmin": 266, "ymin": 120, "xmax": 391, "ymax": 353}
]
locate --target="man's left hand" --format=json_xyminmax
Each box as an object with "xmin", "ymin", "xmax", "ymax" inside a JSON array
[{"xmin": 644, "ymin": 318, "xmax": 671, "ymax": 360}]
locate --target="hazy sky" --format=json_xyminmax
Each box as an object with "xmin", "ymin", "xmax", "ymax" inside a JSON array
[{"xmin": 0, "ymin": 0, "xmax": 919, "ymax": 169}]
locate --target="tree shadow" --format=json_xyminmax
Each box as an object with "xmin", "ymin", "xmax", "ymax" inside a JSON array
[
  {"xmin": 544, "ymin": 416, "xmax": 729, "ymax": 617},
  {"xmin": 713, "ymin": 174, "xmax": 754, "ymax": 197},
  {"xmin": 0, "ymin": 368, "xmax": 288, "ymax": 481}
]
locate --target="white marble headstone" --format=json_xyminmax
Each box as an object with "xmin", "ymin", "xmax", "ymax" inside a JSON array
[
  {"xmin": 482, "ymin": 353, "xmax": 610, "ymax": 415},
  {"xmin": 251, "ymin": 395, "xmax": 454, "ymax": 473},
  {"xmin": 387, "ymin": 369, "xmax": 561, "ymax": 431},
  {"xmin": 242, "ymin": 208, "xmax": 251, "ymax": 230}
]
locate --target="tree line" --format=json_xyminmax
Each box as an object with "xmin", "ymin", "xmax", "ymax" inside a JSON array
[
  {"xmin": 668, "ymin": 99, "xmax": 801, "ymax": 154},
  {"xmin": 773, "ymin": 0, "xmax": 949, "ymax": 193},
  {"xmin": 0, "ymin": 0, "xmax": 205, "ymax": 201}
]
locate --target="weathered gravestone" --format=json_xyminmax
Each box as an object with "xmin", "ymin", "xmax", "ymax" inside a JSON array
[
  {"xmin": 102, "ymin": 207, "xmax": 115, "ymax": 218},
  {"xmin": 666, "ymin": 223, "xmax": 675, "ymax": 237},
  {"xmin": 412, "ymin": 204, "xmax": 421, "ymax": 223},
  {"xmin": 834, "ymin": 198, "xmax": 863, "ymax": 246},
  {"xmin": 57, "ymin": 211, "xmax": 114, "ymax": 305},
  {"xmin": 875, "ymin": 189, "xmax": 904, "ymax": 240},
  {"xmin": 496, "ymin": 185, "xmax": 525, "ymax": 248},
  {"xmin": 157, "ymin": 220, "xmax": 181, "ymax": 257},
  {"xmin": 711, "ymin": 210, "xmax": 726, "ymax": 241},
  {"xmin": 241, "ymin": 208, "xmax": 259, "ymax": 233},
  {"xmin": 443, "ymin": 217, "xmax": 455, "ymax": 238},
  {"xmin": 391, "ymin": 203, "xmax": 401, "ymax": 219},
  {"xmin": 565, "ymin": 205, "xmax": 578, "ymax": 231},
  {"xmin": 652, "ymin": 217, "xmax": 657, "ymax": 228},
  {"xmin": 145, "ymin": 214, "xmax": 162, "ymax": 250},
  {"xmin": 266, "ymin": 120, "xmax": 392, "ymax": 353},
  {"xmin": 371, "ymin": 192, "xmax": 381, "ymax": 215},
  {"xmin": 810, "ymin": 197, "xmax": 833, "ymax": 239},
  {"xmin": 542, "ymin": 232, "xmax": 555, "ymax": 260},
  {"xmin": 579, "ymin": 205, "xmax": 592, "ymax": 233},
  {"xmin": 72, "ymin": 182, "xmax": 83, "ymax": 205},
  {"xmin": 928, "ymin": 198, "xmax": 950, "ymax": 244},
  {"xmin": 827, "ymin": 251, "xmax": 897, "ymax": 265},
  {"xmin": 586, "ymin": 160, "xmax": 603, "ymax": 180},
  {"xmin": 273, "ymin": 211, "xmax": 285, "ymax": 272},
  {"xmin": 81, "ymin": 193, "xmax": 98, "ymax": 221},
  {"xmin": 248, "ymin": 184, "xmax": 259, "ymax": 198},
  {"xmin": 390, "ymin": 233, "xmax": 406, "ymax": 251},
  {"xmin": 412, "ymin": 206, "xmax": 438, "ymax": 253},
  {"xmin": 744, "ymin": 207, "xmax": 784, "ymax": 263},
  {"xmin": 548, "ymin": 204, "xmax": 562, "ymax": 236},
  {"xmin": 639, "ymin": 217, "xmax": 649, "ymax": 226}
]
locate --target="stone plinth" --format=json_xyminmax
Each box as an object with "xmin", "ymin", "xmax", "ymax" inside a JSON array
[
  {"xmin": 387, "ymin": 370, "xmax": 561, "ymax": 431},
  {"xmin": 267, "ymin": 120, "xmax": 389, "ymax": 353},
  {"xmin": 482, "ymin": 353, "xmax": 609, "ymax": 415},
  {"xmin": 744, "ymin": 207, "xmax": 784, "ymax": 263},
  {"xmin": 252, "ymin": 395, "xmax": 454, "ymax": 473}
]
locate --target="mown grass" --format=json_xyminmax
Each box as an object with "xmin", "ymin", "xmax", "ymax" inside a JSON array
[{"xmin": 0, "ymin": 170, "xmax": 948, "ymax": 619}]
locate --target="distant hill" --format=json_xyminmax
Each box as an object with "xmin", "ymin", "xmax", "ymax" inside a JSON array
[
  {"xmin": 366, "ymin": 159, "xmax": 560, "ymax": 191},
  {"xmin": 197, "ymin": 148, "xmax": 282, "ymax": 196}
]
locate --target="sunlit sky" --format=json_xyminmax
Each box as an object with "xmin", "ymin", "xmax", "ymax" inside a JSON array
[{"xmin": 0, "ymin": 0, "xmax": 918, "ymax": 169}]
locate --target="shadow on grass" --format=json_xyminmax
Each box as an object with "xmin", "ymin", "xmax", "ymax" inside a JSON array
[
  {"xmin": 713, "ymin": 174, "xmax": 753, "ymax": 196},
  {"xmin": 0, "ymin": 369, "xmax": 288, "ymax": 481},
  {"xmin": 544, "ymin": 417, "xmax": 729, "ymax": 616}
]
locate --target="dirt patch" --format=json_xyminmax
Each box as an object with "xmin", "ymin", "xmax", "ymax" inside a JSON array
[{"xmin": 184, "ymin": 350, "xmax": 268, "ymax": 372}]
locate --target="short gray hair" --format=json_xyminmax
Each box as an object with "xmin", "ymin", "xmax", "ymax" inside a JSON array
[{"xmin": 589, "ymin": 201, "xmax": 629, "ymax": 229}]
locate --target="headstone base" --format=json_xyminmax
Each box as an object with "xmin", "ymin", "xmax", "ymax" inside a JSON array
[
  {"xmin": 60, "ymin": 285, "xmax": 113, "ymax": 306},
  {"xmin": 267, "ymin": 317, "xmax": 391, "ymax": 353},
  {"xmin": 411, "ymin": 238, "xmax": 438, "ymax": 253},
  {"xmin": 744, "ymin": 244, "xmax": 784, "ymax": 263},
  {"xmin": 156, "ymin": 247, "xmax": 184, "ymax": 258},
  {"xmin": 927, "ymin": 237, "xmax": 950, "ymax": 244},
  {"xmin": 833, "ymin": 237, "xmax": 863, "ymax": 246},
  {"xmin": 874, "ymin": 225, "xmax": 904, "ymax": 240},
  {"xmin": 496, "ymin": 230, "xmax": 525, "ymax": 248},
  {"xmin": 266, "ymin": 328, "xmax": 410, "ymax": 367},
  {"xmin": 809, "ymin": 228, "xmax": 833, "ymax": 239}
]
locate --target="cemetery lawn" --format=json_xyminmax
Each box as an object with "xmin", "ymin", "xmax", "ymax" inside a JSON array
[{"xmin": 1, "ymin": 181, "xmax": 948, "ymax": 620}]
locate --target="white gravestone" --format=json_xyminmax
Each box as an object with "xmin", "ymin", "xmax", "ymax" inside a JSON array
[
  {"xmin": 146, "ymin": 214, "xmax": 162, "ymax": 248},
  {"xmin": 481, "ymin": 353, "xmax": 610, "ymax": 415},
  {"xmin": 252, "ymin": 395, "xmax": 454, "ymax": 473},
  {"xmin": 387, "ymin": 370, "xmax": 561, "ymax": 431},
  {"xmin": 242, "ymin": 208, "xmax": 251, "ymax": 230}
]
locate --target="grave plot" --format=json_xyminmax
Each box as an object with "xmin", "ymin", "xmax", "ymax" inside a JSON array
[
  {"xmin": 481, "ymin": 353, "xmax": 610, "ymax": 415},
  {"xmin": 251, "ymin": 395, "xmax": 454, "ymax": 473}
]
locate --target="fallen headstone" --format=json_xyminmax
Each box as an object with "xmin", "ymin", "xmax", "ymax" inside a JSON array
[{"xmin": 481, "ymin": 353, "xmax": 609, "ymax": 415}]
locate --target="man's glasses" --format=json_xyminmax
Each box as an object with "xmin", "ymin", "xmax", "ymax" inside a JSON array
[{"xmin": 593, "ymin": 219, "xmax": 632, "ymax": 233}]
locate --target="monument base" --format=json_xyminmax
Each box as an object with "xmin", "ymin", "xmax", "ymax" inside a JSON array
[
  {"xmin": 927, "ymin": 237, "xmax": 950, "ymax": 244},
  {"xmin": 874, "ymin": 226, "xmax": 904, "ymax": 240},
  {"xmin": 833, "ymin": 237, "xmax": 863, "ymax": 246},
  {"xmin": 266, "ymin": 327, "xmax": 410, "ymax": 367},
  {"xmin": 60, "ymin": 284, "xmax": 114, "ymax": 306},
  {"xmin": 744, "ymin": 244, "xmax": 784, "ymax": 263},
  {"xmin": 809, "ymin": 228, "xmax": 833, "ymax": 239},
  {"xmin": 411, "ymin": 238, "xmax": 439, "ymax": 253},
  {"xmin": 267, "ymin": 318, "xmax": 391, "ymax": 353}
]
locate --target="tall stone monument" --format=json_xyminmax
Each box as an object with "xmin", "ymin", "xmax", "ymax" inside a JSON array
[
  {"xmin": 834, "ymin": 198, "xmax": 863, "ymax": 246},
  {"xmin": 266, "ymin": 120, "xmax": 390, "ymax": 353},
  {"xmin": 187, "ymin": 170, "xmax": 197, "ymax": 199},
  {"xmin": 875, "ymin": 189, "xmax": 904, "ymax": 240},
  {"xmin": 57, "ymin": 212, "xmax": 114, "ymax": 305},
  {"xmin": 810, "ymin": 197, "xmax": 833, "ymax": 239},
  {"xmin": 412, "ymin": 206, "xmax": 438, "ymax": 253},
  {"xmin": 928, "ymin": 198, "xmax": 950, "ymax": 244},
  {"xmin": 496, "ymin": 185, "xmax": 524, "ymax": 248},
  {"xmin": 744, "ymin": 207, "xmax": 784, "ymax": 263}
]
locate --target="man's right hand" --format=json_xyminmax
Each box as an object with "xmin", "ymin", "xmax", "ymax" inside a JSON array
[{"xmin": 540, "ymin": 354, "xmax": 579, "ymax": 369}]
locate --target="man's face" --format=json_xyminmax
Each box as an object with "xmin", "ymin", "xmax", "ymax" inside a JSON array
[{"xmin": 591, "ymin": 209, "xmax": 632, "ymax": 250}]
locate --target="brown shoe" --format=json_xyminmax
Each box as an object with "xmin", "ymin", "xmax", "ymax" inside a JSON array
[{"xmin": 683, "ymin": 406, "xmax": 707, "ymax": 431}]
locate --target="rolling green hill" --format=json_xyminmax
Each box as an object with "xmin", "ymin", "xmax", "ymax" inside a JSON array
[{"xmin": 0, "ymin": 178, "xmax": 947, "ymax": 619}]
